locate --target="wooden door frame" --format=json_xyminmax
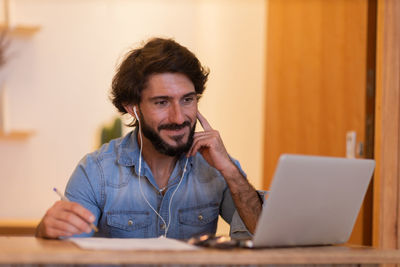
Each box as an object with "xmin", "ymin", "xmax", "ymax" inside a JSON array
[{"xmin": 373, "ymin": 0, "xmax": 400, "ymax": 249}]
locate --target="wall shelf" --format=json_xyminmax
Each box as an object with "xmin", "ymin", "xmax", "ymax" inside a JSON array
[
  {"xmin": 0, "ymin": 130, "xmax": 34, "ymax": 140},
  {"xmin": 0, "ymin": 0, "xmax": 41, "ymax": 37},
  {"xmin": 0, "ymin": 0, "xmax": 41, "ymax": 140},
  {"xmin": 0, "ymin": 24, "xmax": 41, "ymax": 37}
]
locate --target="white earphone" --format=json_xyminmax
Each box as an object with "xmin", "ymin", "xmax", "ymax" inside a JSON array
[
  {"xmin": 133, "ymin": 106, "xmax": 139, "ymax": 121},
  {"xmin": 133, "ymin": 105, "xmax": 188, "ymax": 237}
]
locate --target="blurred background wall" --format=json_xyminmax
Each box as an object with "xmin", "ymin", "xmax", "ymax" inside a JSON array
[{"xmin": 0, "ymin": 0, "xmax": 266, "ymax": 229}]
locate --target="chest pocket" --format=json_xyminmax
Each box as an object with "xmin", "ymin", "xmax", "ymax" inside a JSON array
[
  {"xmin": 178, "ymin": 203, "xmax": 219, "ymax": 238},
  {"xmin": 106, "ymin": 211, "xmax": 152, "ymax": 238}
]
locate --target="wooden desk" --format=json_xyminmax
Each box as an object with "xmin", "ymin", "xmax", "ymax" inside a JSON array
[{"xmin": 1, "ymin": 236, "xmax": 400, "ymax": 266}]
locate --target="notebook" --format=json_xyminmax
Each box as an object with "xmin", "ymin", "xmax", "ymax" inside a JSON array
[{"xmin": 250, "ymin": 154, "xmax": 375, "ymax": 248}]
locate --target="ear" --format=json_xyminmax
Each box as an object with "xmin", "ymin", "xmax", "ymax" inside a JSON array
[
  {"xmin": 123, "ymin": 104, "xmax": 134, "ymax": 115},
  {"xmin": 123, "ymin": 104, "xmax": 140, "ymax": 121}
]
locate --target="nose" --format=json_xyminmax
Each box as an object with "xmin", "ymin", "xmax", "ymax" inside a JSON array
[{"xmin": 169, "ymin": 103, "xmax": 185, "ymax": 125}]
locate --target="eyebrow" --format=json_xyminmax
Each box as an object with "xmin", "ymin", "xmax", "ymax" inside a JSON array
[{"xmin": 149, "ymin": 92, "xmax": 197, "ymax": 101}]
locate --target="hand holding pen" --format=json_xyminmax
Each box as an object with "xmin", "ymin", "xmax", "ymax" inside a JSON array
[
  {"xmin": 35, "ymin": 188, "xmax": 97, "ymax": 239},
  {"xmin": 53, "ymin": 188, "xmax": 98, "ymax": 232}
]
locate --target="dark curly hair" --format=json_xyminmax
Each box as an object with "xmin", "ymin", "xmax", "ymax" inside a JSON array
[{"xmin": 111, "ymin": 38, "xmax": 209, "ymax": 120}]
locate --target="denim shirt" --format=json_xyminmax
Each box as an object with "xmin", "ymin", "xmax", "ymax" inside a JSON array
[{"xmin": 65, "ymin": 130, "xmax": 251, "ymax": 239}]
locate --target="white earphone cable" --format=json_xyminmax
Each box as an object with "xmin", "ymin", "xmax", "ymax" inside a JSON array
[
  {"xmin": 134, "ymin": 107, "xmax": 188, "ymax": 237},
  {"xmin": 166, "ymin": 158, "xmax": 188, "ymax": 235}
]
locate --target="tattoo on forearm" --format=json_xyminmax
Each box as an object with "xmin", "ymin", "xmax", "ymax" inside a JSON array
[{"xmin": 227, "ymin": 171, "xmax": 262, "ymax": 233}]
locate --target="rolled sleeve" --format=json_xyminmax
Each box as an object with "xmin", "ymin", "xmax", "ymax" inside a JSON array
[{"xmin": 229, "ymin": 190, "xmax": 268, "ymax": 240}]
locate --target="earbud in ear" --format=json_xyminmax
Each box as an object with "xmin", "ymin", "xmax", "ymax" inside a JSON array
[{"xmin": 133, "ymin": 106, "xmax": 139, "ymax": 121}]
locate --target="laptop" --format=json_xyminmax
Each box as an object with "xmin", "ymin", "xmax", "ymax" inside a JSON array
[{"xmin": 250, "ymin": 154, "xmax": 375, "ymax": 248}]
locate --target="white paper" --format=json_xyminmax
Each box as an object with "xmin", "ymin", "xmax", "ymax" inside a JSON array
[{"xmin": 68, "ymin": 236, "xmax": 199, "ymax": 251}]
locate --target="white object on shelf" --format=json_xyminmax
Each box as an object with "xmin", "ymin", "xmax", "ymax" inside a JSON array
[
  {"xmin": 346, "ymin": 130, "xmax": 357, "ymax": 159},
  {"xmin": 2, "ymin": 0, "xmax": 15, "ymax": 28}
]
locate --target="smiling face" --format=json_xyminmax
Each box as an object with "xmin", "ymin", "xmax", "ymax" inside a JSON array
[{"xmin": 137, "ymin": 72, "xmax": 198, "ymax": 156}]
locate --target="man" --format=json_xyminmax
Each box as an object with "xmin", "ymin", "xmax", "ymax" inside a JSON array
[{"xmin": 36, "ymin": 38, "xmax": 262, "ymax": 239}]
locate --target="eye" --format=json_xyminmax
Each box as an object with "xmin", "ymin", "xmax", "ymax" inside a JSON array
[
  {"xmin": 182, "ymin": 96, "xmax": 195, "ymax": 105},
  {"xmin": 154, "ymin": 100, "xmax": 168, "ymax": 107}
]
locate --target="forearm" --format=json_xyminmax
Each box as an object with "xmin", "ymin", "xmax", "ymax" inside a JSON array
[{"xmin": 221, "ymin": 162, "xmax": 262, "ymax": 234}]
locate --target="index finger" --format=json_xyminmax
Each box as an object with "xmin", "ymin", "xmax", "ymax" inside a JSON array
[
  {"xmin": 197, "ymin": 111, "xmax": 213, "ymax": 131},
  {"xmin": 62, "ymin": 201, "xmax": 95, "ymax": 223}
]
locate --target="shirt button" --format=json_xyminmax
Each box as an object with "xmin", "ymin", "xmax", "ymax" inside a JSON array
[
  {"xmin": 198, "ymin": 215, "xmax": 203, "ymax": 221},
  {"xmin": 160, "ymin": 223, "xmax": 166, "ymax": 230},
  {"xmin": 128, "ymin": 219, "xmax": 133, "ymax": 226}
]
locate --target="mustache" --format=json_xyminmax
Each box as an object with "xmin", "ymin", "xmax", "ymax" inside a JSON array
[{"xmin": 158, "ymin": 121, "xmax": 191, "ymax": 131}]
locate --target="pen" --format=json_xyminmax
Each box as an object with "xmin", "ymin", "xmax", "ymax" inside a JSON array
[{"xmin": 53, "ymin": 188, "xmax": 99, "ymax": 232}]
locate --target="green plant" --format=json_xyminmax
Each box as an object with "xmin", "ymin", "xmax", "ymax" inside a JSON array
[{"xmin": 100, "ymin": 117, "xmax": 122, "ymax": 146}]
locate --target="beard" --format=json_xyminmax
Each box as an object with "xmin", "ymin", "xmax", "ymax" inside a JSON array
[{"xmin": 138, "ymin": 110, "xmax": 196, "ymax": 157}]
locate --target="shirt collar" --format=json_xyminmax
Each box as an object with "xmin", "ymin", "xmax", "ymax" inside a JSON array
[{"xmin": 117, "ymin": 129, "xmax": 140, "ymax": 167}]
